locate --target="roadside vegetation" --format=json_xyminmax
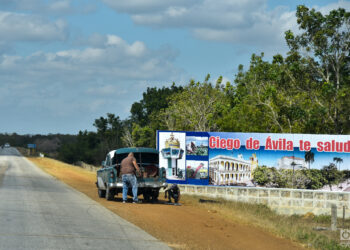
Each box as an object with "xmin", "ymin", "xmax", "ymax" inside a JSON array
[{"xmin": 184, "ymin": 195, "xmax": 349, "ymax": 250}]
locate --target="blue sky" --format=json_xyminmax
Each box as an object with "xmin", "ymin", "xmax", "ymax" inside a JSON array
[{"xmin": 0, "ymin": 0, "xmax": 349, "ymax": 134}]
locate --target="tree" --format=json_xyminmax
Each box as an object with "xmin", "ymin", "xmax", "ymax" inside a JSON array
[
  {"xmin": 121, "ymin": 127, "xmax": 134, "ymax": 147},
  {"xmin": 225, "ymin": 54, "xmax": 309, "ymax": 133},
  {"xmin": 302, "ymin": 169, "xmax": 327, "ymax": 189},
  {"xmin": 252, "ymin": 166, "xmax": 271, "ymax": 186},
  {"xmin": 304, "ymin": 150, "xmax": 315, "ymax": 169},
  {"xmin": 226, "ymin": 6, "xmax": 350, "ymax": 134},
  {"xmin": 333, "ymin": 157, "xmax": 343, "ymax": 171},
  {"xmin": 129, "ymin": 84, "xmax": 183, "ymax": 146},
  {"xmin": 131, "ymin": 124, "xmax": 155, "ymax": 148},
  {"xmin": 285, "ymin": 5, "xmax": 350, "ymax": 133},
  {"xmin": 162, "ymin": 75, "xmax": 228, "ymax": 131},
  {"xmin": 130, "ymin": 84, "xmax": 183, "ymax": 127},
  {"xmin": 322, "ymin": 163, "xmax": 343, "ymax": 190},
  {"xmin": 93, "ymin": 113, "xmax": 123, "ymax": 154}
]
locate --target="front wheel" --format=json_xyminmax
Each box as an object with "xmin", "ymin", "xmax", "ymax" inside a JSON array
[
  {"xmin": 98, "ymin": 188, "xmax": 106, "ymax": 198},
  {"xmin": 106, "ymin": 187, "xmax": 115, "ymax": 201}
]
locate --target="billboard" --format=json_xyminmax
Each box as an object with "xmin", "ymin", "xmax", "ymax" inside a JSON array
[{"xmin": 157, "ymin": 131, "xmax": 350, "ymax": 186}]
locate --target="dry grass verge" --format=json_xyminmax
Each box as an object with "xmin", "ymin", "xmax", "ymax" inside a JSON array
[{"xmin": 184, "ymin": 196, "xmax": 349, "ymax": 250}]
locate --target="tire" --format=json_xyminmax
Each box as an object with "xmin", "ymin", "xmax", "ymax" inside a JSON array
[
  {"xmin": 143, "ymin": 192, "xmax": 151, "ymax": 202},
  {"xmin": 151, "ymin": 189, "xmax": 159, "ymax": 202},
  {"xmin": 106, "ymin": 187, "xmax": 115, "ymax": 201},
  {"xmin": 98, "ymin": 188, "xmax": 106, "ymax": 198}
]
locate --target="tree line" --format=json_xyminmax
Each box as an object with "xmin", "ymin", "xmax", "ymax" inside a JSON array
[
  {"xmin": 253, "ymin": 163, "xmax": 350, "ymax": 190},
  {"xmin": 2, "ymin": 6, "xmax": 349, "ymax": 168}
]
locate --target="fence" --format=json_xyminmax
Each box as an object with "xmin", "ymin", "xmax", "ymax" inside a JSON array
[{"xmin": 179, "ymin": 184, "xmax": 350, "ymax": 217}]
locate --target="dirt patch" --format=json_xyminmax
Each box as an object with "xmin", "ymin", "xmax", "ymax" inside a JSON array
[{"xmin": 29, "ymin": 157, "xmax": 304, "ymax": 250}]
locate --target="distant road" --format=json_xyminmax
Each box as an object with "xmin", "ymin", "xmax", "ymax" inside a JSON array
[
  {"xmin": 0, "ymin": 146, "xmax": 21, "ymax": 156},
  {"xmin": 0, "ymin": 147, "xmax": 169, "ymax": 250}
]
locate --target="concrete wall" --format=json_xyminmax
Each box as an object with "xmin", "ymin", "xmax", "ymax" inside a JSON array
[{"xmin": 179, "ymin": 185, "xmax": 350, "ymax": 217}]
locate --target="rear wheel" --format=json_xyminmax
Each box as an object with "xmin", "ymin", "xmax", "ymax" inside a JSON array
[
  {"xmin": 143, "ymin": 192, "xmax": 151, "ymax": 202},
  {"xmin": 151, "ymin": 189, "xmax": 159, "ymax": 202},
  {"xmin": 106, "ymin": 187, "xmax": 115, "ymax": 201}
]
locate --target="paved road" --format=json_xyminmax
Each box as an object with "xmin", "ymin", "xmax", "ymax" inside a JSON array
[{"xmin": 0, "ymin": 147, "xmax": 170, "ymax": 250}]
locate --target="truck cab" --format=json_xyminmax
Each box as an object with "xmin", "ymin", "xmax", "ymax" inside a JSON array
[{"xmin": 96, "ymin": 147, "xmax": 166, "ymax": 202}]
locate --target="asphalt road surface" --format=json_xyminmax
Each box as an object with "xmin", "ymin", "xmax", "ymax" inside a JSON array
[{"xmin": 0, "ymin": 147, "xmax": 170, "ymax": 250}]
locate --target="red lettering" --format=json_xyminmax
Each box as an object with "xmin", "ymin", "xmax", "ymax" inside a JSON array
[
  {"xmin": 317, "ymin": 141, "xmax": 324, "ymax": 152},
  {"xmin": 304, "ymin": 141, "xmax": 311, "ymax": 151},
  {"xmin": 265, "ymin": 136, "xmax": 272, "ymax": 150},
  {"xmin": 336, "ymin": 142, "xmax": 343, "ymax": 152},
  {"xmin": 220, "ymin": 138, "xmax": 226, "ymax": 149},
  {"xmin": 234, "ymin": 139, "xmax": 241, "ymax": 149},
  {"xmin": 286, "ymin": 141, "xmax": 293, "ymax": 151},
  {"xmin": 299, "ymin": 140, "xmax": 304, "ymax": 151},
  {"xmin": 345, "ymin": 141, "xmax": 350, "ymax": 152},
  {"xmin": 246, "ymin": 138, "xmax": 253, "ymax": 149},
  {"xmin": 272, "ymin": 140, "xmax": 278, "ymax": 150},
  {"xmin": 227, "ymin": 139, "xmax": 233, "ymax": 150},
  {"xmin": 209, "ymin": 136, "xmax": 241, "ymax": 150},
  {"xmin": 253, "ymin": 140, "xmax": 260, "ymax": 150},
  {"xmin": 324, "ymin": 141, "xmax": 331, "ymax": 152},
  {"xmin": 209, "ymin": 136, "xmax": 217, "ymax": 149}
]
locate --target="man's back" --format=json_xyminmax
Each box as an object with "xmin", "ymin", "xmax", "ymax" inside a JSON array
[{"xmin": 121, "ymin": 156, "xmax": 136, "ymax": 175}]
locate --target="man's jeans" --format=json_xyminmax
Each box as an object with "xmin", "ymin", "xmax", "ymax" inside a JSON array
[{"xmin": 122, "ymin": 174, "xmax": 138, "ymax": 202}]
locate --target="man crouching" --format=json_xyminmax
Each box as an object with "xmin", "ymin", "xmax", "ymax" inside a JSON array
[{"xmin": 164, "ymin": 184, "xmax": 181, "ymax": 204}]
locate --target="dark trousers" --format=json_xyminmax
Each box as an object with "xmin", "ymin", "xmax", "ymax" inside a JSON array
[{"xmin": 165, "ymin": 190, "xmax": 179, "ymax": 203}]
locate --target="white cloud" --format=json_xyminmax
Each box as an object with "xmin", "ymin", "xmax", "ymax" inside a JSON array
[
  {"xmin": 0, "ymin": 11, "xmax": 68, "ymax": 41},
  {"xmin": 47, "ymin": 0, "xmax": 71, "ymax": 13},
  {"xmin": 101, "ymin": 0, "xmax": 194, "ymax": 14},
  {"xmin": 0, "ymin": 0, "xmax": 96, "ymax": 15},
  {"xmin": 102, "ymin": 0, "xmax": 350, "ymax": 52},
  {"xmin": 0, "ymin": 34, "xmax": 182, "ymax": 130},
  {"xmin": 316, "ymin": 1, "xmax": 350, "ymax": 14}
]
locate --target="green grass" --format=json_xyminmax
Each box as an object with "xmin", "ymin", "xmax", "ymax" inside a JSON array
[{"xmin": 182, "ymin": 195, "xmax": 350, "ymax": 250}]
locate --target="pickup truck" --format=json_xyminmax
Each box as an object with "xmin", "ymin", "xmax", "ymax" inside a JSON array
[{"xmin": 96, "ymin": 147, "xmax": 167, "ymax": 202}]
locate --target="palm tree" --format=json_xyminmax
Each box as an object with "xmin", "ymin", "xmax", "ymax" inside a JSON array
[
  {"xmin": 291, "ymin": 161, "xmax": 297, "ymax": 189},
  {"xmin": 333, "ymin": 157, "xmax": 343, "ymax": 171},
  {"xmin": 304, "ymin": 150, "xmax": 315, "ymax": 169}
]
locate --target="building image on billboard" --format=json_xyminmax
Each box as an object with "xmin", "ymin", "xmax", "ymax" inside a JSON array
[{"xmin": 209, "ymin": 153, "xmax": 257, "ymax": 185}]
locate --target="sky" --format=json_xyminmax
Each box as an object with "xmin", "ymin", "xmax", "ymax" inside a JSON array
[{"xmin": 0, "ymin": 0, "xmax": 349, "ymax": 134}]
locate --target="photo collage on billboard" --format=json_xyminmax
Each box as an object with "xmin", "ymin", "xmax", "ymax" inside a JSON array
[
  {"xmin": 185, "ymin": 133, "xmax": 209, "ymax": 184},
  {"xmin": 158, "ymin": 130, "xmax": 350, "ymax": 188},
  {"xmin": 157, "ymin": 131, "xmax": 209, "ymax": 184}
]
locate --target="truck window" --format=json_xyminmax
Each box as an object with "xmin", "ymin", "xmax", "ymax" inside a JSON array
[
  {"xmin": 106, "ymin": 155, "xmax": 111, "ymax": 166},
  {"xmin": 115, "ymin": 153, "xmax": 128, "ymax": 165},
  {"xmin": 112, "ymin": 154, "xmax": 117, "ymax": 165}
]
